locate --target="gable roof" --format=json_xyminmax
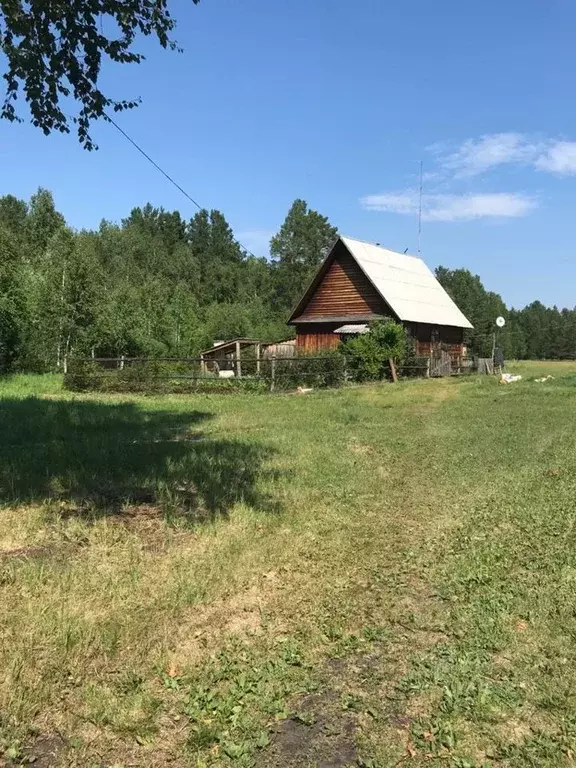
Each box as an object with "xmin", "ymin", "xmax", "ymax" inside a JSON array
[{"xmin": 289, "ymin": 236, "xmax": 473, "ymax": 329}]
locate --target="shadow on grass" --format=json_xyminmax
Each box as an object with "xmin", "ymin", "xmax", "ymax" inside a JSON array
[{"xmin": 0, "ymin": 397, "xmax": 278, "ymax": 521}]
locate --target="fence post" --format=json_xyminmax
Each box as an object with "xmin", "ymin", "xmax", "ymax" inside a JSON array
[
  {"xmin": 270, "ymin": 355, "xmax": 276, "ymax": 392},
  {"xmin": 388, "ymin": 358, "xmax": 398, "ymax": 383},
  {"xmin": 235, "ymin": 340, "xmax": 242, "ymax": 378}
]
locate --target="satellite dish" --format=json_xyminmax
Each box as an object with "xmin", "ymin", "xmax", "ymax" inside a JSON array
[{"xmin": 496, "ymin": 316, "xmax": 506, "ymax": 328}]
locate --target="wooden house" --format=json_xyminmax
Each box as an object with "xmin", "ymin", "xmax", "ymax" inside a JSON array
[{"xmin": 287, "ymin": 236, "xmax": 473, "ymax": 359}]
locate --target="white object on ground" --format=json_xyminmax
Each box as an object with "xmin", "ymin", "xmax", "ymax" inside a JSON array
[
  {"xmin": 535, "ymin": 375, "xmax": 555, "ymax": 382},
  {"xmin": 218, "ymin": 370, "xmax": 235, "ymax": 379},
  {"xmin": 296, "ymin": 387, "xmax": 313, "ymax": 394},
  {"xmin": 500, "ymin": 373, "xmax": 522, "ymax": 384}
]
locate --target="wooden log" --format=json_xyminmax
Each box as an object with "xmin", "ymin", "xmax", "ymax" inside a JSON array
[{"xmin": 389, "ymin": 358, "xmax": 398, "ymax": 383}]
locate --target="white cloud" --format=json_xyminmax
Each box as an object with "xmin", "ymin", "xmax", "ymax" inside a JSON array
[
  {"xmin": 235, "ymin": 229, "xmax": 274, "ymax": 257},
  {"xmin": 535, "ymin": 141, "xmax": 576, "ymax": 175},
  {"xmin": 362, "ymin": 193, "xmax": 416, "ymax": 215},
  {"xmin": 423, "ymin": 193, "xmax": 536, "ymax": 222},
  {"xmin": 436, "ymin": 133, "xmax": 576, "ymax": 178},
  {"xmin": 442, "ymin": 133, "xmax": 541, "ymax": 177},
  {"xmin": 361, "ymin": 131, "xmax": 576, "ymax": 225},
  {"xmin": 361, "ymin": 191, "xmax": 536, "ymax": 222},
  {"xmin": 421, "ymin": 170, "xmax": 442, "ymax": 183}
]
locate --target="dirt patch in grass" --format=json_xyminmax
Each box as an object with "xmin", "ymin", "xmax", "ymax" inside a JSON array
[
  {"xmin": 17, "ymin": 733, "xmax": 66, "ymax": 768},
  {"xmin": 261, "ymin": 644, "xmax": 410, "ymax": 768},
  {"xmin": 0, "ymin": 539, "xmax": 86, "ymax": 565},
  {"xmin": 262, "ymin": 690, "xmax": 358, "ymax": 768},
  {"xmin": 0, "ymin": 544, "xmax": 59, "ymax": 560}
]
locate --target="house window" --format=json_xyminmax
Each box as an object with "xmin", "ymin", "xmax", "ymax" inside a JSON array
[{"xmin": 431, "ymin": 326, "xmax": 440, "ymax": 344}]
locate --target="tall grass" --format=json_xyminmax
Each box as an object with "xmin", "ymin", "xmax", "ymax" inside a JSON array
[{"xmin": 0, "ymin": 373, "xmax": 63, "ymax": 397}]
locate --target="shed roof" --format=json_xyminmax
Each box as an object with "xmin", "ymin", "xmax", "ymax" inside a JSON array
[
  {"xmin": 334, "ymin": 324, "xmax": 369, "ymax": 334},
  {"xmin": 289, "ymin": 237, "xmax": 473, "ymax": 329},
  {"xmin": 200, "ymin": 338, "xmax": 261, "ymax": 356}
]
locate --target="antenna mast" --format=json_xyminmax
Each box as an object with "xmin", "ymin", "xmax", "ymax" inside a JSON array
[{"xmin": 417, "ymin": 160, "xmax": 423, "ymax": 256}]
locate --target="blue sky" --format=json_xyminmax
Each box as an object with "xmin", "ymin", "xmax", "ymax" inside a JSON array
[{"xmin": 1, "ymin": 0, "xmax": 575, "ymax": 309}]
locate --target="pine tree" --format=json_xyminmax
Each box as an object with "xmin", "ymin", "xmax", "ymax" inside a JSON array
[
  {"xmin": 270, "ymin": 199, "xmax": 337, "ymax": 312},
  {"xmin": 188, "ymin": 209, "xmax": 244, "ymax": 304},
  {"xmin": 26, "ymin": 188, "xmax": 65, "ymax": 257}
]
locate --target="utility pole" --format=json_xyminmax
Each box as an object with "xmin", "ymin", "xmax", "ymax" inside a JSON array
[{"xmin": 417, "ymin": 160, "xmax": 423, "ymax": 256}]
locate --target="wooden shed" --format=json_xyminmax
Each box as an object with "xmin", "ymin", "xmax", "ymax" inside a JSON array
[
  {"xmin": 287, "ymin": 236, "xmax": 473, "ymax": 359},
  {"xmin": 200, "ymin": 338, "xmax": 262, "ymax": 377}
]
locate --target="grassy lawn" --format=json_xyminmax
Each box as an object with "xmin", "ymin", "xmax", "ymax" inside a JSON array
[{"xmin": 1, "ymin": 362, "xmax": 576, "ymax": 767}]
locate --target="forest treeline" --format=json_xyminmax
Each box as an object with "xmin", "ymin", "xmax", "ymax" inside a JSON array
[{"xmin": 0, "ymin": 188, "xmax": 572, "ymax": 372}]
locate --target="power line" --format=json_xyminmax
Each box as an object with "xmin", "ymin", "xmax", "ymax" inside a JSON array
[
  {"xmin": 104, "ymin": 112, "xmax": 257, "ymax": 258},
  {"xmin": 105, "ymin": 113, "xmax": 202, "ymax": 210}
]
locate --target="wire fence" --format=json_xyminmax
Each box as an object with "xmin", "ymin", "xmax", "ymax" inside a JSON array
[
  {"xmin": 65, "ymin": 355, "xmax": 346, "ymax": 394},
  {"xmin": 64, "ymin": 354, "xmax": 478, "ymax": 394}
]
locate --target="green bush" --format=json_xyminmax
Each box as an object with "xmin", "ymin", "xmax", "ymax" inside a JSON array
[
  {"xmin": 342, "ymin": 319, "xmax": 406, "ymax": 382},
  {"xmin": 64, "ymin": 359, "xmax": 103, "ymax": 391}
]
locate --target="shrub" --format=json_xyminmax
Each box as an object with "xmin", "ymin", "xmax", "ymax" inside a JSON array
[
  {"xmin": 342, "ymin": 319, "xmax": 405, "ymax": 382},
  {"xmin": 64, "ymin": 359, "xmax": 102, "ymax": 391}
]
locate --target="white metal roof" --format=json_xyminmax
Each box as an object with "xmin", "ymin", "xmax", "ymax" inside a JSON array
[
  {"xmin": 334, "ymin": 324, "xmax": 369, "ymax": 334},
  {"xmin": 340, "ymin": 236, "xmax": 473, "ymax": 329}
]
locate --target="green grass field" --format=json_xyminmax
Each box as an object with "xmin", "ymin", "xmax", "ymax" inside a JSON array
[{"xmin": 2, "ymin": 362, "xmax": 576, "ymax": 767}]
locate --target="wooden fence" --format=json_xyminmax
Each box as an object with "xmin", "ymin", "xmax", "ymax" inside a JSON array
[
  {"xmin": 65, "ymin": 353, "xmax": 479, "ymax": 394},
  {"xmin": 66, "ymin": 355, "xmax": 347, "ymax": 393}
]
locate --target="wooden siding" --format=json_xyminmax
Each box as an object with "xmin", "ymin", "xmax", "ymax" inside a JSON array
[
  {"xmin": 293, "ymin": 242, "xmax": 389, "ymax": 321},
  {"xmin": 295, "ymin": 323, "xmax": 342, "ymax": 353},
  {"xmin": 407, "ymin": 323, "xmax": 464, "ymax": 345},
  {"xmin": 297, "ymin": 320, "xmax": 465, "ymax": 357},
  {"xmin": 407, "ymin": 322, "xmax": 464, "ymax": 358},
  {"xmin": 415, "ymin": 342, "xmax": 464, "ymax": 358},
  {"xmin": 296, "ymin": 333, "xmax": 341, "ymax": 354}
]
